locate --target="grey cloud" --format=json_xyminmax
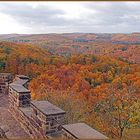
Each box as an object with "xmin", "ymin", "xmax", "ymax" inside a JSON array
[
  {"xmin": 84, "ymin": 2, "xmax": 140, "ymax": 26},
  {"xmin": 0, "ymin": 3, "xmax": 68, "ymax": 26},
  {"xmin": 0, "ymin": 2, "xmax": 140, "ymax": 33}
]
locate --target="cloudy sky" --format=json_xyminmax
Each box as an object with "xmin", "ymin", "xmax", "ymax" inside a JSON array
[{"xmin": 0, "ymin": 2, "xmax": 140, "ymax": 34}]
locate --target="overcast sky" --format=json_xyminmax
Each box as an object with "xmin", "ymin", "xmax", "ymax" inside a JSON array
[{"xmin": 0, "ymin": 2, "xmax": 140, "ymax": 34}]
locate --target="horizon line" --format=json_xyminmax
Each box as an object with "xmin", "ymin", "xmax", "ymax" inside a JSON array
[{"xmin": 0, "ymin": 32, "xmax": 140, "ymax": 35}]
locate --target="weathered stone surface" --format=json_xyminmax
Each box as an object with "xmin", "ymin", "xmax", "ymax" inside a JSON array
[
  {"xmin": 62, "ymin": 123, "xmax": 108, "ymax": 139},
  {"xmin": 31, "ymin": 100, "xmax": 65, "ymax": 116},
  {"xmin": 0, "ymin": 94, "xmax": 29, "ymax": 138}
]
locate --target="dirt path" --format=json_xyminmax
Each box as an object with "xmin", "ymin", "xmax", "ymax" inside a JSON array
[{"xmin": 0, "ymin": 94, "xmax": 29, "ymax": 139}]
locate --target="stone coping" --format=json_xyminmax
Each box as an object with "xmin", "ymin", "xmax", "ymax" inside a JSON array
[
  {"xmin": 31, "ymin": 100, "xmax": 66, "ymax": 116},
  {"xmin": 62, "ymin": 123, "xmax": 108, "ymax": 139},
  {"xmin": 9, "ymin": 83, "xmax": 30, "ymax": 93},
  {"xmin": 9, "ymin": 75, "xmax": 30, "ymax": 93}
]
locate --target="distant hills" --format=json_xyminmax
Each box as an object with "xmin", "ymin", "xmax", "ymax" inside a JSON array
[
  {"xmin": 1, "ymin": 33, "xmax": 140, "ymax": 43},
  {"xmin": 0, "ymin": 33, "xmax": 140, "ymax": 64}
]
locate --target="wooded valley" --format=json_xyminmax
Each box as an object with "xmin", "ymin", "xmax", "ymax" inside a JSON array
[{"xmin": 0, "ymin": 33, "xmax": 140, "ymax": 139}]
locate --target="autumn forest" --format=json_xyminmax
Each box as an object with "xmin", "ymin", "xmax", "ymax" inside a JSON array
[{"xmin": 0, "ymin": 33, "xmax": 140, "ymax": 139}]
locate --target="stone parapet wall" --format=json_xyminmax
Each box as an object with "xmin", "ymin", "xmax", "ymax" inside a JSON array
[
  {"xmin": 9, "ymin": 105, "xmax": 46, "ymax": 139},
  {"xmin": 30, "ymin": 102, "xmax": 65, "ymax": 137},
  {"xmin": 0, "ymin": 73, "xmax": 108, "ymax": 139},
  {"xmin": 8, "ymin": 74, "xmax": 63, "ymax": 139}
]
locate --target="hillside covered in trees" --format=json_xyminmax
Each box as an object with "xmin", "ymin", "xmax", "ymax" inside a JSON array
[
  {"xmin": 0, "ymin": 33, "xmax": 140, "ymax": 139},
  {"xmin": 1, "ymin": 33, "xmax": 140, "ymax": 64}
]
